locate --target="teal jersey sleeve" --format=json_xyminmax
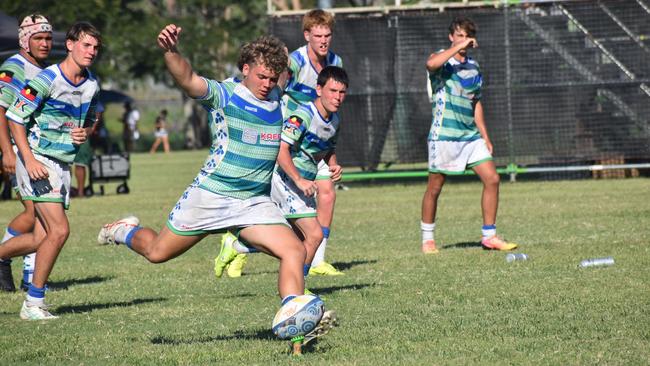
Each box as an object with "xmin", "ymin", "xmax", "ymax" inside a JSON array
[
  {"xmin": 5, "ymin": 70, "xmax": 52, "ymax": 125},
  {"xmin": 0, "ymin": 59, "xmax": 25, "ymax": 109},
  {"xmin": 194, "ymin": 77, "xmax": 232, "ymax": 110}
]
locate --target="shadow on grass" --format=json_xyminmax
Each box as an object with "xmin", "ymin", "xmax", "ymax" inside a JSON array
[
  {"xmin": 311, "ymin": 283, "xmax": 375, "ymax": 295},
  {"xmin": 55, "ymin": 297, "xmax": 166, "ymax": 315},
  {"xmin": 443, "ymin": 241, "xmax": 482, "ymax": 250},
  {"xmin": 151, "ymin": 329, "xmax": 332, "ymax": 354},
  {"xmin": 47, "ymin": 275, "xmax": 115, "ymax": 291},
  {"xmin": 151, "ymin": 328, "xmax": 276, "ymax": 345},
  {"xmin": 330, "ymin": 259, "xmax": 377, "ymax": 271}
]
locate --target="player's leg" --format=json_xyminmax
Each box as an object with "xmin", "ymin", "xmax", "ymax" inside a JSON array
[
  {"xmin": 472, "ymin": 159, "xmax": 516, "ymax": 250},
  {"xmin": 420, "ymin": 172, "xmax": 445, "ymax": 253},
  {"xmin": 310, "ymin": 161, "xmax": 343, "ymax": 276},
  {"xmin": 74, "ymin": 165, "xmax": 86, "ymax": 197},
  {"xmin": 99, "ymin": 217, "xmax": 206, "ymax": 263},
  {"xmin": 238, "ymin": 224, "xmax": 305, "ymax": 299},
  {"xmin": 0, "ymin": 194, "xmax": 36, "ymax": 292},
  {"xmin": 291, "ymin": 217, "xmax": 323, "ymax": 277},
  {"xmin": 21, "ymin": 202, "xmax": 69, "ymax": 320}
]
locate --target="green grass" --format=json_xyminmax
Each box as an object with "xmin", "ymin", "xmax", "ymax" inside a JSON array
[{"xmin": 1, "ymin": 150, "xmax": 649, "ymax": 365}]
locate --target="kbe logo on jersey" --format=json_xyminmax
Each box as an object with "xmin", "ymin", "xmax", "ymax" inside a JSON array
[{"xmin": 259, "ymin": 131, "xmax": 280, "ymax": 146}]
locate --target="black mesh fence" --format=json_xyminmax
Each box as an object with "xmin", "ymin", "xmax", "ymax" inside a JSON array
[{"xmin": 269, "ymin": 0, "xmax": 650, "ymax": 173}]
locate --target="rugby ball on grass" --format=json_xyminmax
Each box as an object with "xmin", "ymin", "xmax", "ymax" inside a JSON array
[{"xmin": 272, "ymin": 294, "xmax": 324, "ymax": 339}]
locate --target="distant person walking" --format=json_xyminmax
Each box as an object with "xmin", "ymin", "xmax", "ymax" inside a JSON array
[
  {"xmin": 149, "ymin": 109, "xmax": 170, "ymax": 154},
  {"xmin": 122, "ymin": 101, "xmax": 140, "ymax": 152}
]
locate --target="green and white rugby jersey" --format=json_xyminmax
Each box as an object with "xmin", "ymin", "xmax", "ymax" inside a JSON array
[
  {"xmin": 283, "ymin": 45, "xmax": 342, "ymax": 113},
  {"xmin": 279, "ymin": 101, "xmax": 340, "ymax": 181},
  {"xmin": 192, "ymin": 77, "xmax": 284, "ymax": 200},
  {"xmin": 6, "ymin": 64, "xmax": 99, "ymax": 163},
  {"xmin": 0, "ymin": 53, "xmax": 45, "ymax": 109},
  {"xmin": 428, "ymin": 54, "xmax": 482, "ymax": 142}
]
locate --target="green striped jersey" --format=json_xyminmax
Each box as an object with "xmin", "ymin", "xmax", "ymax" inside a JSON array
[
  {"xmin": 283, "ymin": 45, "xmax": 342, "ymax": 112},
  {"xmin": 0, "ymin": 53, "xmax": 45, "ymax": 109},
  {"xmin": 428, "ymin": 54, "xmax": 482, "ymax": 142},
  {"xmin": 279, "ymin": 101, "xmax": 340, "ymax": 181},
  {"xmin": 193, "ymin": 77, "xmax": 284, "ymax": 200},
  {"xmin": 6, "ymin": 64, "xmax": 99, "ymax": 163}
]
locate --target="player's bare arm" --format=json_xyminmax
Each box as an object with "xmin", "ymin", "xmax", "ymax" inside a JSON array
[
  {"xmin": 0, "ymin": 106, "xmax": 16, "ymax": 174},
  {"xmin": 70, "ymin": 127, "xmax": 88, "ymax": 145},
  {"xmin": 8, "ymin": 120, "xmax": 48, "ymax": 180},
  {"xmin": 277, "ymin": 141, "xmax": 317, "ymax": 196},
  {"xmin": 426, "ymin": 38, "xmax": 477, "ymax": 72},
  {"xmin": 326, "ymin": 152, "xmax": 342, "ymax": 182},
  {"xmin": 157, "ymin": 24, "xmax": 207, "ymax": 98},
  {"xmin": 473, "ymin": 101, "xmax": 493, "ymax": 154}
]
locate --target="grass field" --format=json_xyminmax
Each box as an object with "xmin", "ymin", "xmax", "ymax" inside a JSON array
[{"xmin": 1, "ymin": 150, "xmax": 649, "ymax": 365}]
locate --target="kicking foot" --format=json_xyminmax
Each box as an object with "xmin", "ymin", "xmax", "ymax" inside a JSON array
[{"xmin": 97, "ymin": 216, "xmax": 139, "ymax": 245}]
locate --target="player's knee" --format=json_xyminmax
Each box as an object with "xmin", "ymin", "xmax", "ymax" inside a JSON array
[
  {"xmin": 318, "ymin": 186, "xmax": 336, "ymax": 205},
  {"xmin": 146, "ymin": 254, "xmax": 170, "ymax": 264},
  {"xmin": 307, "ymin": 227, "xmax": 323, "ymax": 247},
  {"xmin": 484, "ymin": 173, "xmax": 500, "ymax": 187},
  {"xmin": 48, "ymin": 226, "xmax": 70, "ymax": 246},
  {"xmin": 425, "ymin": 185, "xmax": 443, "ymax": 198}
]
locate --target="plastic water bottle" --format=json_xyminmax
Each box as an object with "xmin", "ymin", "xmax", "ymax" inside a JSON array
[
  {"xmin": 505, "ymin": 253, "xmax": 528, "ymax": 262},
  {"xmin": 579, "ymin": 257, "xmax": 614, "ymax": 268}
]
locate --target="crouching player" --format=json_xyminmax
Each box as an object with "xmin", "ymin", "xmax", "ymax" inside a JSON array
[
  {"xmin": 215, "ymin": 66, "xmax": 347, "ymax": 290},
  {"xmin": 1, "ymin": 22, "xmax": 101, "ymax": 319},
  {"xmin": 98, "ymin": 26, "xmax": 333, "ymax": 340}
]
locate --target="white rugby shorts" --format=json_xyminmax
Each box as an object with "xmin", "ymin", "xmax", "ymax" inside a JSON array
[
  {"xmin": 166, "ymin": 183, "xmax": 289, "ymax": 235},
  {"xmin": 16, "ymin": 152, "xmax": 71, "ymax": 209},
  {"xmin": 428, "ymin": 138, "xmax": 492, "ymax": 174},
  {"xmin": 271, "ymin": 170, "xmax": 317, "ymax": 219}
]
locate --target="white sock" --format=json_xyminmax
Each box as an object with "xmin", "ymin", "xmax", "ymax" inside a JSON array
[
  {"xmin": 233, "ymin": 238, "xmax": 258, "ymax": 254},
  {"xmin": 311, "ymin": 237, "xmax": 327, "ymax": 267},
  {"xmin": 421, "ymin": 222, "xmax": 435, "ymax": 243},
  {"xmin": 481, "ymin": 225, "xmax": 497, "ymax": 239},
  {"xmin": 2, "ymin": 228, "xmax": 17, "ymax": 243},
  {"xmin": 26, "ymin": 294, "xmax": 45, "ymax": 307},
  {"xmin": 23, "ymin": 253, "xmax": 36, "ymax": 283}
]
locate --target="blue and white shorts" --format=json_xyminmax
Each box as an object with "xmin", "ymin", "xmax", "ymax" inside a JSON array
[
  {"xmin": 166, "ymin": 184, "xmax": 289, "ymax": 236},
  {"xmin": 271, "ymin": 170, "xmax": 317, "ymax": 219},
  {"xmin": 16, "ymin": 152, "xmax": 71, "ymax": 209},
  {"xmin": 428, "ymin": 138, "xmax": 492, "ymax": 175}
]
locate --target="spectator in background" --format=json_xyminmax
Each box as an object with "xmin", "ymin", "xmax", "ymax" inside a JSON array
[
  {"xmin": 122, "ymin": 101, "xmax": 140, "ymax": 152},
  {"xmin": 149, "ymin": 109, "xmax": 171, "ymax": 154}
]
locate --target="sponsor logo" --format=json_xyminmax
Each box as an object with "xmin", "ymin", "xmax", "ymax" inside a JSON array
[
  {"xmin": 242, "ymin": 128, "xmax": 258, "ymax": 144},
  {"xmin": 62, "ymin": 121, "xmax": 76, "ymax": 128},
  {"xmin": 72, "ymin": 91, "xmax": 82, "ymax": 95},
  {"xmin": 244, "ymin": 105, "xmax": 258, "ymax": 113},
  {"xmin": 0, "ymin": 70, "xmax": 13, "ymax": 83},
  {"xmin": 260, "ymin": 131, "xmax": 280, "ymax": 146},
  {"xmin": 21, "ymin": 86, "xmax": 38, "ymax": 102}
]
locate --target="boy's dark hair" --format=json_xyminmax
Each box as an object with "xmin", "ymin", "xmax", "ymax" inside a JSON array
[
  {"xmin": 65, "ymin": 21, "xmax": 102, "ymax": 50},
  {"xmin": 237, "ymin": 35, "xmax": 287, "ymax": 75},
  {"xmin": 317, "ymin": 66, "xmax": 348, "ymax": 88},
  {"xmin": 448, "ymin": 16, "xmax": 477, "ymax": 37}
]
